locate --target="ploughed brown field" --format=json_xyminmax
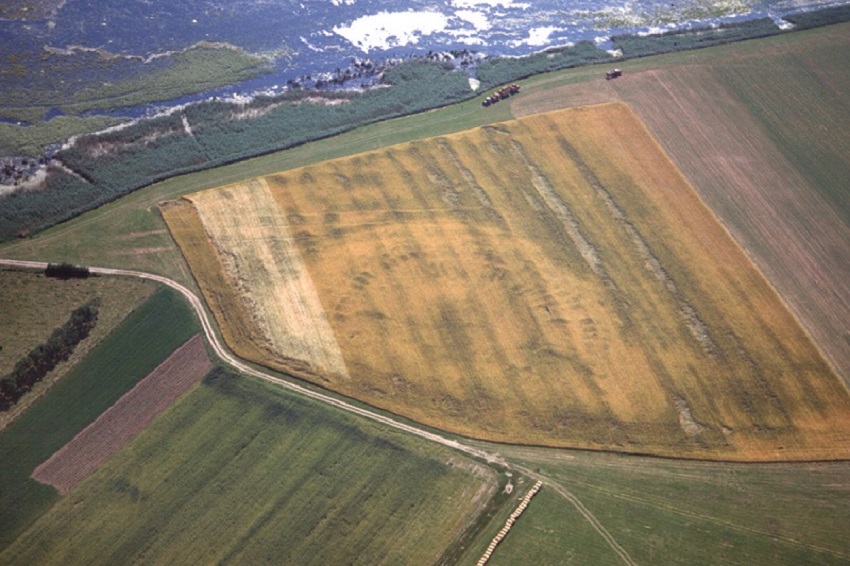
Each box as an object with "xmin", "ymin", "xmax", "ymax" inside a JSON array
[
  {"xmin": 163, "ymin": 103, "xmax": 850, "ymax": 460},
  {"xmin": 32, "ymin": 334, "xmax": 211, "ymax": 494}
]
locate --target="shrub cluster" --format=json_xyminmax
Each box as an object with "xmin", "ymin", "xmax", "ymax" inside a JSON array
[
  {"xmin": 44, "ymin": 262, "xmax": 90, "ymax": 279},
  {"xmin": 0, "ymin": 299, "xmax": 99, "ymax": 411},
  {"xmin": 0, "ymin": 167, "xmax": 101, "ymax": 240}
]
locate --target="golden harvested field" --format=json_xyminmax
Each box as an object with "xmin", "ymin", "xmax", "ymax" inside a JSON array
[{"xmin": 164, "ymin": 103, "xmax": 850, "ymax": 460}]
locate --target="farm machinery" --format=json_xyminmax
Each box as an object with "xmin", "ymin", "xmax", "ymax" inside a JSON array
[{"xmin": 482, "ymin": 84, "xmax": 521, "ymax": 107}]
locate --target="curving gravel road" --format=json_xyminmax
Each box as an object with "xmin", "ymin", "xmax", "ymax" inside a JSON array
[{"xmin": 0, "ymin": 258, "xmax": 506, "ymax": 466}]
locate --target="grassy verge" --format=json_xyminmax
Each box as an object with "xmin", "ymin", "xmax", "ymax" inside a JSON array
[
  {"xmin": 1, "ymin": 366, "xmax": 500, "ymax": 564},
  {"xmin": 0, "ymin": 285, "xmax": 197, "ymax": 548}
]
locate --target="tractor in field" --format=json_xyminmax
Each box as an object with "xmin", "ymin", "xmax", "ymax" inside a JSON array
[
  {"xmin": 482, "ymin": 83, "xmax": 521, "ymax": 107},
  {"xmin": 606, "ymin": 68, "xmax": 623, "ymax": 80}
]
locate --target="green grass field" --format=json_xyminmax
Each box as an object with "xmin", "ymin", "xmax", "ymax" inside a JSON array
[
  {"xmin": 0, "ymin": 285, "xmax": 198, "ymax": 548},
  {"xmin": 484, "ymin": 487, "xmax": 622, "ymax": 565},
  {"xmin": 1, "ymin": 367, "xmax": 501, "ymax": 565},
  {"xmin": 486, "ymin": 445, "xmax": 850, "ymax": 564}
]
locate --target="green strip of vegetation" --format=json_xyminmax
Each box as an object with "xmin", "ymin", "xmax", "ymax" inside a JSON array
[
  {"xmin": 0, "ymin": 299, "xmax": 98, "ymax": 411},
  {"xmin": 611, "ymin": 17, "xmax": 782, "ymax": 57},
  {"xmin": 476, "ymin": 41, "xmax": 612, "ymax": 89},
  {"xmin": 1, "ymin": 366, "xmax": 501, "ymax": 565},
  {"xmin": 785, "ymin": 5, "xmax": 850, "ymax": 29},
  {"xmin": 0, "ymin": 285, "xmax": 198, "ymax": 549},
  {"xmin": 0, "ymin": 44, "xmax": 269, "ymax": 121},
  {"xmin": 0, "ymin": 115, "xmax": 126, "ymax": 158},
  {"xmin": 65, "ymin": 46, "xmax": 270, "ymax": 115}
]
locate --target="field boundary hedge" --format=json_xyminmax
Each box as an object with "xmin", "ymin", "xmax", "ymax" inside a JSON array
[{"xmin": 0, "ymin": 299, "xmax": 98, "ymax": 411}]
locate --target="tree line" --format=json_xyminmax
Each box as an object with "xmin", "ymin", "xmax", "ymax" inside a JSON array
[
  {"xmin": 0, "ymin": 299, "xmax": 100, "ymax": 411},
  {"xmin": 45, "ymin": 262, "xmax": 90, "ymax": 279}
]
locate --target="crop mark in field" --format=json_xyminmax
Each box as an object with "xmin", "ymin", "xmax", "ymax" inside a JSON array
[
  {"xmin": 508, "ymin": 139, "xmax": 605, "ymax": 279},
  {"xmin": 673, "ymin": 395, "xmax": 705, "ymax": 437},
  {"xmin": 408, "ymin": 144, "xmax": 463, "ymax": 210},
  {"xmin": 435, "ymin": 138, "xmax": 496, "ymax": 210},
  {"xmin": 555, "ymin": 136, "xmax": 718, "ymax": 358},
  {"xmin": 162, "ymin": 104, "xmax": 850, "ymax": 460},
  {"xmin": 382, "ymin": 150, "xmax": 431, "ymax": 211}
]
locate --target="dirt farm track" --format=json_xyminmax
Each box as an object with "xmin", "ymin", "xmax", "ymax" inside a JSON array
[
  {"xmin": 0, "ymin": 258, "xmax": 508, "ymax": 467},
  {"xmin": 3, "ymin": 25, "xmax": 850, "ymax": 565}
]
